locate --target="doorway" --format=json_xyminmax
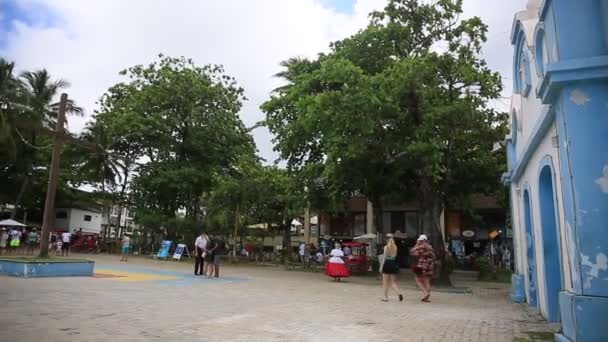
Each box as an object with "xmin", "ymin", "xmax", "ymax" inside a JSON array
[
  {"xmin": 523, "ymin": 189, "xmax": 538, "ymax": 307},
  {"xmin": 538, "ymin": 164, "xmax": 563, "ymax": 322}
]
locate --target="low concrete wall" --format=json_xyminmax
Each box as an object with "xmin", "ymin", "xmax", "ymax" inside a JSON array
[{"xmin": 0, "ymin": 259, "xmax": 94, "ymax": 278}]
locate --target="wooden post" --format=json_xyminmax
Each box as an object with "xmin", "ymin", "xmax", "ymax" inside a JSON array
[
  {"xmin": 233, "ymin": 203, "xmax": 239, "ymax": 258},
  {"xmin": 303, "ymin": 206, "xmax": 310, "ymax": 244},
  {"xmin": 39, "ymin": 93, "xmax": 68, "ymax": 258}
]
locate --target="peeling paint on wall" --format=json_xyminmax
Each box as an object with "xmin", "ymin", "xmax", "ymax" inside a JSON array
[
  {"xmin": 570, "ymin": 89, "xmax": 590, "ymax": 106},
  {"xmin": 581, "ymin": 252, "xmax": 608, "ymax": 289},
  {"xmin": 566, "ymin": 221, "xmax": 580, "ymax": 286},
  {"xmin": 595, "ymin": 164, "xmax": 608, "ymax": 193}
]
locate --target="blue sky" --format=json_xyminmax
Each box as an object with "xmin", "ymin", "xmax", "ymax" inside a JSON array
[
  {"xmin": 320, "ymin": 0, "xmax": 355, "ymax": 14},
  {"xmin": 0, "ymin": 0, "xmax": 59, "ymax": 48}
]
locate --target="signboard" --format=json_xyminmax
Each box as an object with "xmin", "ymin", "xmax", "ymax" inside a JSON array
[
  {"xmin": 156, "ymin": 240, "xmax": 172, "ymax": 260},
  {"xmin": 173, "ymin": 243, "xmax": 187, "ymax": 261},
  {"xmin": 462, "ymin": 230, "xmax": 475, "ymax": 238}
]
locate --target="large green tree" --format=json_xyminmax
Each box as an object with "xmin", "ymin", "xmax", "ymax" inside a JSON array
[
  {"xmin": 262, "ymin": 0, "xmax": 507, "ymax": 281},
  {"xmin": 96, "ymin": 55, "xmax": 256, "ymax": 241}
]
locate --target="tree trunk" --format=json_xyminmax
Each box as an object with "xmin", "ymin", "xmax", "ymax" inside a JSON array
[
  {"xmin": 419, "ymin": 197, "xmax": 451, "ymax": 286},
  {"xmin": 233, "ymin": 203, "xmax": 240, "ymax": 257},
  {"xmin": 39, "ymin": 94, "xmax": 67, "ymax": 258},
  {"xmin": 282, "ymin": 220, "xmax": 291, "ymax": 264},
  {"xmin": 11, "ymin": 176, "xmax": 29, "ymax": 219},
  {"xmin": 373, "ymin": 201, "xmax": 383, "ymax": 236},
  {"xmin": 415, "ymin": 175, "xmax": 451, "ymax": 285}
]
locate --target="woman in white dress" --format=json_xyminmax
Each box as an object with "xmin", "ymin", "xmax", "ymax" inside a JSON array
[{"xmin": 325, "ymin": 243, "xmax": 350, "ymax": 281}]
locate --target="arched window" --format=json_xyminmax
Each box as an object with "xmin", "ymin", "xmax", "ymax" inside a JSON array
[
  {"xmin": 534, "ymin": 24, "xmax": 548, "ymax": 77},
  {"xmin": 513, "ymin": 29, "xmax": 532, "ymax": 97}
]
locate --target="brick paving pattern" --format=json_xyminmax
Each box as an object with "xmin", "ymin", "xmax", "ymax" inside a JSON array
[{"xmin": 0, "ymin": 254, "xmax": 555, "ymax": 342}]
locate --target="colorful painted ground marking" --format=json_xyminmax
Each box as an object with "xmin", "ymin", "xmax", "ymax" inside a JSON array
[{"xmin": 93, "ymin": 264, "xmax": 249, "ymax": 285}]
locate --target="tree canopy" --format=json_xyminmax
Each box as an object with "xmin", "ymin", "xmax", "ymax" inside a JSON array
[{"xmin": 262, "ymin": 0, "xmax": 508, "ymax": 255}]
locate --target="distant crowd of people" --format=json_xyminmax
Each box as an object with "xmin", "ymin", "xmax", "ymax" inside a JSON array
[
  {"xmin": 0, "ymin": 226, "xmax": 102, "ymax": 257},
  {"xmin": 0, "ymin": 226, "xmax": 39, "ymax": 255}
]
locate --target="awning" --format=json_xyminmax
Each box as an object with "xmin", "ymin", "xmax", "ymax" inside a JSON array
[
  {"xmin": 353, "ymin": 233, "xmax": 376, "ymax": 240},
  {"xmin": 0, "ymin": 219, "xmax": 26, "ymax": 227}
]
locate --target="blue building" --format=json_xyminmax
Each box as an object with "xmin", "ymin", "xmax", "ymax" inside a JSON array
[{"xmin": 505, "ymin": 1, "xmax": 608, "ymax": 341}]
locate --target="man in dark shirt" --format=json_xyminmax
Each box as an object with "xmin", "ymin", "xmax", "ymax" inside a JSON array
[{"xmin": 213, "ymin": 237, "xmax": 226, "ymax": 278}]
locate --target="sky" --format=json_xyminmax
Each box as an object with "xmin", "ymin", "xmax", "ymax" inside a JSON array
[{"xmin": 0, "ymin": 0, "xmax": 527, "ymax": 163}]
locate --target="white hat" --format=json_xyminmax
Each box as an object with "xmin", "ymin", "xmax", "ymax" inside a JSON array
[{"xmin": 417, "ymin": 234, "xmax": 428, "ymax": 241}]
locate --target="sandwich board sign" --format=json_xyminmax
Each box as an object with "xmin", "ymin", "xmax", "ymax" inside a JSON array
[
  {"xmin": 156, "ymin": 240, "xmax": 172, "ymax": 260},
  {"xmin": 172, "ymin": 243, "xmax": 189, "ymax": 261}
]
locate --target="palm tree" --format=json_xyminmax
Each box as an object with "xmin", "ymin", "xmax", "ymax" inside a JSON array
[
  {"xmin": 0, "ymin": 58, "xmax": 23, "ymax": 157},
  {"xmin": 79, "ymin": 121, "xmax": 125, "ymax": 238},
  {"xmin": 19, "ymin": 69, "xmax": 84, "ymax": 129},
  {"xmin": 8, "ymin": 68, "xmax": 84, "ymax": 218},
  {"xmin": 272, "ymin": 57, "xmax": 317, "ymax": 93}
]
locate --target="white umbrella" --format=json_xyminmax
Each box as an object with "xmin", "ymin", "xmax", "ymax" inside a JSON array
[
  {"xmin": 0, "ymin": 219, "xmax": 26, "ymax": 227},
  {"xmin": 353, "ymin": 233, "xmax": 377, "ymax": 240}
]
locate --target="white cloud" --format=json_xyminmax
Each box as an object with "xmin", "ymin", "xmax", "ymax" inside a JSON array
[{"xmin": 1, "ymin": 0, "xmax": 526, "ymax": 163}]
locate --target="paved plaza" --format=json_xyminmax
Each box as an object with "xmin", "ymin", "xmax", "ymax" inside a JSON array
[{"xmin": 0, "ymin": 255, "xmax": 556, "ymax": 342}]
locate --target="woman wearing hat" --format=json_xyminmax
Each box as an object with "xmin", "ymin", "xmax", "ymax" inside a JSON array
[{"xmin": 410, "ymin": 234, "xmax": 436, "ymax": 302}]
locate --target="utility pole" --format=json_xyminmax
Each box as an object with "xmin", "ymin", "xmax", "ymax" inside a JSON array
[{"xmin": 39, "ymin": 93, "xmax": 67, "ymax": 258}]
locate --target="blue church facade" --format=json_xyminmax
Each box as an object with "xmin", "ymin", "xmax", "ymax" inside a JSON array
[{"xmin": 505, "ymin": 1, "xmax": 608, "ymax": 341}]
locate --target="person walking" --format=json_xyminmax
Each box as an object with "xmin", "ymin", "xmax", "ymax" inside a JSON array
[
  {"xmin": 410, "ymin": 235, "xmax": 436, "ymax": 302},
  {"xmin": 380, "ymin": 237, "xmax": 403, "ymax": 302},
  {"xmin": 61, "ymin": 230, "xmax": 72, "ymax": 256},
  {"xmin": 194, "ymin": 232, "xmax": 208, "ymax": 276},
  {"xmin": 120, "ymin": 233, "xmax": 131, "ymax": 261}
]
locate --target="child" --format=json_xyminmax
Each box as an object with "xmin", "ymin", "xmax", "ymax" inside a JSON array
[
  {"xmin": 56, "ymin": 240, "xmax": 63, "ymax": 256},
  {"xmin": 120, "ymin": 234, "xmax": 131, "ymax": 262}
]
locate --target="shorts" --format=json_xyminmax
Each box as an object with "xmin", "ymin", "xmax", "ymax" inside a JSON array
[
  {"xmin": 10, "ymin": 239, "xmax": 20, "ymax": 248},
  {"xmin": 213, "ymin": 255, "xmax": 223, "ymax": 265},
  {"xmin": 382, "ymin": 259, "xmax": 399, "ymax": 275},
  {"xmin": 62, "ymin": 242, "xmax": 70, "ymax": 250},
  {"xmin": 204, "ymin": 253, "xmax": 214, "ymax": 263},
  {"xmin": 122, "ymin": 246, "xmax": 130, "ymax": 254}
]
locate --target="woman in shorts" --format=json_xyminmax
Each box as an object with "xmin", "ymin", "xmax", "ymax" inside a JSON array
[{"xmin": 380, "ymin": 237, "xmax": 403, "ymax": 302}]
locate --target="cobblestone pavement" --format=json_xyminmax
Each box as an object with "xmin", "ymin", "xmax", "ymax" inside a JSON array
[{"xmin": 0, "ymin": 254, "xmax": 556, "ymax": 342}]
